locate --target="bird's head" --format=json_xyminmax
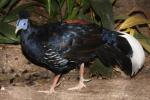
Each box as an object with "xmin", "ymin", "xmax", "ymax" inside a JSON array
[{"xmin": 15, "ymin": 10, "xmax": 30, "ymax": 35}]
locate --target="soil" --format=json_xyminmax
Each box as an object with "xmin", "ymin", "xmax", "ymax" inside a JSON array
[
  {"xmin": 0, "ymin": 45, "xmax": 150, "ymax": 100},
  {"xmin": 0, "ymin": 68, "xmax": 150, "ymax": 100}
]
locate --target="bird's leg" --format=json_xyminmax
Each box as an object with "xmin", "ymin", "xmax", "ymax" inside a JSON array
[
  {"xmin": 38, "ymin": 74, "xmax": 61, "ymax": 94},
  {"xmin": 49, "ymin": 74, "xmax": 61, "ymax": 94},
  {"xmin": 68, "ymin": 63, "xmax": 91, "ymax": 90}
]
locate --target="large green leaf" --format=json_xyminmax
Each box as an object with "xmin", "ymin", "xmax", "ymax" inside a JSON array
[
  {"xmin": 0, "ymin": 22, "xmax": 19, "ymax": 44},
  {"xmin": 2, "ymin": 3, "xmax": 37, "ymax": 23},
  {"xmin": 90, "ymin": 0, "xmax": 114, "ymax": 30}
]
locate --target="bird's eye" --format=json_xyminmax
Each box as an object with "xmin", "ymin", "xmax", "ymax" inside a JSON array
[{"xmin": 23, "ymin": 23, "xmax": 26, "ymax": 25}]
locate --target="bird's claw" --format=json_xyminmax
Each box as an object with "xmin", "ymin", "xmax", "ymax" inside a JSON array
[
  {"xmin": 38, "ymin": 90, "xmax": 50, "ymax": 94},
  {"xmin": 68, "ymin": 82, "xmax": 86, "ymax": 90},
  {"xmin": 37, "ymin": 89, "xmax": 56, "ymax": 94},
  {"xmin": 83, "ymin": 78, "xmax": 91, "ymax": 82}
]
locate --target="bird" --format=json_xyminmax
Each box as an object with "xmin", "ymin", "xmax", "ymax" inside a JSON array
[{"xmin": 15, "ymin": 11, "xmax": 145, "ymax": 94}]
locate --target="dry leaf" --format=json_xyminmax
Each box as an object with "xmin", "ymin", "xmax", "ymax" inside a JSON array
[{"xmin": 119, "ymin": 14, "xmax": 150, "ymax": 30}]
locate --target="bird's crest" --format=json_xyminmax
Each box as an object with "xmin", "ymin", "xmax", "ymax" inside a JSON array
[{"xmin": 18, "ymin": 10, "xmax": 30, "ymax": 19}]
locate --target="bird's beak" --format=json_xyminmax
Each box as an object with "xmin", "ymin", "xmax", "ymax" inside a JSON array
[
  {"xmin": 15, "ymin": 27, "xmax": 21, "ymax": 37},
  {"xmin": 15, "ymin": 27, "xmax": 20, "ymax": 34}
]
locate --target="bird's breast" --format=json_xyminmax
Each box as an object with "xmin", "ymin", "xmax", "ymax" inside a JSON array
[{"xmin": 21, "ymin": 38, "xmax": 44, "ymax": 60}]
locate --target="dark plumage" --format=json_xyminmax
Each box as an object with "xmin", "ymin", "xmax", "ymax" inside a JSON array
[{"xmin": 15, "ymin": 11, "xmax": 145, "ymax": 94}]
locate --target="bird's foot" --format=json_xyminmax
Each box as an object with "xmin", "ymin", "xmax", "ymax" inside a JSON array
[
  {"xmin": 83, "ymin": 78, "xmax": 91, "ymax": 82},
  {"xmin": 38, "ymin": 88, "xmax": 56, "ymax": 94},
  {"xmin": 38, "ymin": 90, "xmax": 50, "ymax": 94},
  {"xmin": 37, "ymin": 90, "xmax": 56, "ymax": 95},
  {"xmin": 68, "ymin": 82, "xmax": 86, "ymax": 90}
]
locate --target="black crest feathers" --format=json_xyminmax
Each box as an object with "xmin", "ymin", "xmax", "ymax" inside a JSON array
[{"xmin": 19, "ymin": 10, "xmax": 30, "ymax": 19}]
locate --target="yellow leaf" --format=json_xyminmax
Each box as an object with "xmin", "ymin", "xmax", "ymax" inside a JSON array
[
  {"xmin": 123, "ymin": 28, "xmax": 130, "ymax": 33},
  {"xmin": 128, "ymin": 28, "xmax": 138, "ymax": 36},
  {"xmin": 121, "ymin": 28, "xmax": 137, "ymax": 36},
  {"xmin": 119, "ymin": 14, "xmax": 150, "ymax": 30}
]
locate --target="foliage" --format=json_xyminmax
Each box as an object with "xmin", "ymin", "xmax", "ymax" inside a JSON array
[
  {"xmin": 0, "ymin": 0, "xmax": 115, "ymax": 44},
  {"xmin": 90, "ymin": 0, "xmax": 114, "ymax": 30},
  {"xmin": 0, "ymin": 0, "xmax": 37, "ymax": 44},
  {"xmin": 117, "ymin": 13, "xmax": 150, "ymax": 53},
  {"xmin": 0, "ymin": 0, "xmax": 18, "ymax": 44}
]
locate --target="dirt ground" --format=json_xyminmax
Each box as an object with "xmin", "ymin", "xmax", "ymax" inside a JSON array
[
  {"xmin": 0, "ymin": 56, "xmax": 150, "ymax": 100},
  {"xmin": 0, "ymin": 73, "xmax": 150, "ymax": 100}
]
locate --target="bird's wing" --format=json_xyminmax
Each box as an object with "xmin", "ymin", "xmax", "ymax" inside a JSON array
[
  {"xmin": 96, "ymin": 44, "xmax": 132, "ymax": 75},
  {"xmin": 49, "ymin": 23, "xmax": 103, "ymax": 59}
]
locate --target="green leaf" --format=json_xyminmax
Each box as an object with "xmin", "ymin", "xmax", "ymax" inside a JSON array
[
  {"xmin": 3, "ymin": 0, "xmax": 18, "ymax": 12},
  {"xmin": 47, "ymin": 0, "xmax": 52, "ymax": 16},
  {"xmin": 2, "ymin": 3, "xmax": 36, "ymax": 23},
  {"xmin": 90, "ymin": 59, "xmax": 112, "ymax": 78},
  {"xmin": 90, "ymin": 0, "xmax": 114, "ymax": 30},
  {"xmin": 0, "ymin": 0, "xmax": 10, "ymax": 9},
  {"xmin": 134, "ymin": 32, "xmax": 150, "ymax": 53},
  {"xmin": 67, "ymin": 7, "xmax": 80, "ymax": 19},
  {"xmin": 139, "ymin": 39, "xmax": 150, "ymax": 53},
  {"xmin": 0, "ymin": 34, "xmax": 17, "ymax": 44},
  {"xmin": 45, "ymin": 0, "xmax": 60, "ymax": 17},
  {"xmin": 56, "ymin": 0, "xmax": 65, "ymax": 8},
  {"xmin": 0, "ymin": 22, "xmax": 19, "ymax": 44},
  {"xmin": 80, "ymin": 0, "xmax": 90, "ymax": 13},
  {"xmin": 66, "ymin": 0, "xmax": 75, "ymax": 19}
]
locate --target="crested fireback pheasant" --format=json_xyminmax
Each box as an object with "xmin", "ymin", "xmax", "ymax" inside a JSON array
[{"xmin": 15, "ymin": 11, "xmax": 145, "ymax": 94}]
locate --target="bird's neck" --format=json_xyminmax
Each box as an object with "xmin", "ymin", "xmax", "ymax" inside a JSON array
[{"xmin": 21, "ymin": 23, "xmax": 33, "ymax": 41}]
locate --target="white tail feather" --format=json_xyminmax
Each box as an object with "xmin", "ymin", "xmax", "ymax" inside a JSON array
[{"xmin": 119, "ymin": 32, "xmax": 145, "ymax": 76}]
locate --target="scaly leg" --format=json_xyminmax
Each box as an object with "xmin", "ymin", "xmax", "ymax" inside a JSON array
[
  {"xmin": 68, "ymin": 63, "xmax": 91, "ymax": 90},
  {"xmin": 38, "ymin": 74, "xmax": 61, "ymax": 94}
]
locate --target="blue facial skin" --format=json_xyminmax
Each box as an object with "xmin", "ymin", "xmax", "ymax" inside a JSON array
[{"xmin": 16, "ymin": 19, "xmax": 28, "ymax": 30}]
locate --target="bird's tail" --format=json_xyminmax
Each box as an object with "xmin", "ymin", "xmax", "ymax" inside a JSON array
[
  {"xmin": 96, "ymin": 31, "xmax": 145, "ymax": 76},
  {"xmin": 119, "ymin": 32, "xmax": 145, "ymax": 76},
  {"xmin": 96, "ymin": 44, "xmax": 132, "ymax": 75}
]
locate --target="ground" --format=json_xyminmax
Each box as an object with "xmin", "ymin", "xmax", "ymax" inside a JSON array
[
  {"xmin": 0, "ymin": 53, "xmax": 150, "ymax": 100},
  {"xmin": 0, "ymin": 72, "xmax": 150, "ymax": 100}
]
